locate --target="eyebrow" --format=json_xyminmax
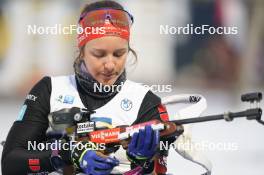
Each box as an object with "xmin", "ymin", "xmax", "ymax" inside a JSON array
[{"xmin": 91, "ymin": 48, "xmax": 128, "ymax": 52}]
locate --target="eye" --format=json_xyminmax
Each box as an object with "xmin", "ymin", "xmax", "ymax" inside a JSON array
[
  {"xmin": 113, "ymin": 50, "xmax": 127, "ymax": 58},
  {"xmin": 92, "ymin": 51, "xmax": 106, "ymax": 58}
]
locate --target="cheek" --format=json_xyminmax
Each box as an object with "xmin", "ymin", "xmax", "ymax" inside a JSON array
[
  {"xmin": 119, "ymin": 60, "xmax": 126, "ymax": 71},
  {"xmin": 83, "ymin": 58, "xmax": 101, "ymax": 75},
  {"xmin": 117, "ymin": 56, "xmax": 127, "ymax": 71}
]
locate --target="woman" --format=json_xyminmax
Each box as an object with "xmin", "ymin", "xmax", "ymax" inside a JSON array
[{"xmin": 1, "ymin": 1, "xmax": 180, "ymax": 175}]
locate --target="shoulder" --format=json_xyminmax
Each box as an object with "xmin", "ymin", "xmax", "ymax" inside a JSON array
[
  {"xmin": 140, "ymin": 91, "xmax": 161, "ymax": 112},
  {"xmin": 122, "ymin": 80, "xmax": 151, "ymax": 97},
  {"xmin": 31, "ymin": 75, "xmax": 75, "ymax": 94},
  {"xmin": 50, "ymin": 75, "xmax": 76, "ymax": 88},
  {"xmin": 132, "ymin": 91, "xmax": 162, "ymax": 124},
  {"xmin": 18, "ymin": 76, "xmax": 52, "ymax": 122},
  {"xmin": 143, "ymin": 91, "xmax": 161, "ymax": 104},
  {"xmin": 124, "ymin": 79, "xmax": 161, "ymax": 114},
  {"xmin": 125, "ymin": 80, "xmax": 161, "ymax": 103},
  {"xmin": 50, "ymin": 74, "xmax": 75, "ymax": 84},
  {"xmin": 27, "ymin": 76, "xmax": 51, "ymax": 99},
  {"xmin": 124, "ymin": 80, "xmax": 149, "ymax": 90},
  {"xmin": 34, "ymin": 76, "xmax": 51, "ymax": 88}
]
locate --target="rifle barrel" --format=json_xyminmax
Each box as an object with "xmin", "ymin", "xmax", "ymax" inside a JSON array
[{"xmin": 173, "ymin": 108, "xmax": 262, "ymax": 125}]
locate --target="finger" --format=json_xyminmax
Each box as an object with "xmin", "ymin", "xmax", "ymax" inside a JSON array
[
  {"xmin": 129, "ymin": 132, "xmax": 138, "ymax": 151},
  {"xmin": 145, "ymin": 125, "xmax": 153, "ymax": 149},
  {"xmin": 93, "ymin": 153, "xmax": 111, "ymax": 163},
  {"xmin": 151, "ymin": 130, "xmax": 159, "ymax": 151},
  {"xmin": 94, "ymin": 161, "xmax": 112, "ymax": 170},
  {"xmin": 105, "ymin": 157, "xmax": 119, "ymax": 166},
  {"xmin": 137, "ymin": 129, "xmax": 145, "ymax": 150},
  {"xmin": 94, "ymin": 155, "xmax": 119, "ymax": 166}
]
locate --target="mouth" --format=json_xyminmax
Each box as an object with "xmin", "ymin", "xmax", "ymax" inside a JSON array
[{"xmin": 101, "ymin": 73, "xmax": 117, "ymax": 80}]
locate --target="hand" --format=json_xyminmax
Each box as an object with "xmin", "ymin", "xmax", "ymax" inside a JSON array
[
  {"xmin": 71, "ymin": 141, "xmax": 119, "ymax": 175},
  {"xmin": 127, "ymin": 125, "xmax": 159, "ymax": 163},
  {"xmin": 80, "ymin": 150, "xmax": 119, "ymax": 175}
]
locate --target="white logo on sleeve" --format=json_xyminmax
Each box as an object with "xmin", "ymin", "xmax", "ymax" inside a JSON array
[
  {"xmin": 26, "ymin": 94, "xmax": 38, "ymax": 101},
  {"xmin": 120, "ymin": 98, "xmax": 133, "ymax": 111}
]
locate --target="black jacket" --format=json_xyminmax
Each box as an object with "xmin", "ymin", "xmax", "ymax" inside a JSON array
[{"xmin": 1, "ymin": 76, "xmax": 163, "ymax": 175}]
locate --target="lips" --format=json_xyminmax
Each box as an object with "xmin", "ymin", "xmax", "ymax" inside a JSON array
[{"xmin": 101, "ymin": 73, "xmax": 116, "ymax": 80}]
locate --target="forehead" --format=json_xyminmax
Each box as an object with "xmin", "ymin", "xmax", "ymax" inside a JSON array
[{"xmin": 85, "ymin": 36, "xmax": 128, "ymax": 50}]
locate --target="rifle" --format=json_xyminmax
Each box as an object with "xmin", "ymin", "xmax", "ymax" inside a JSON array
[
  {"xmin": 46, "ymin": 92, "xmax": 263, "ymax": 175},
  {"xmin": 48, "ymin": 92, "xmax": 263, "ymax": 152},
  {"xmin": 2, "ymin": 92, "xmax": 261, "ymax": 175},
  {"xmin": 1, "ymin": 92, "xmax": 262, "ymax": 149}
]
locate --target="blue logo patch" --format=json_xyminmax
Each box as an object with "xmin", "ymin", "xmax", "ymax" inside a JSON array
[
  {"xmin": 17, "ymin": 105, "xmax": 27, "ymax": 121},
  {"xmin": 63, "ymin": 95, "xmax": 75, "ymax": 104}
]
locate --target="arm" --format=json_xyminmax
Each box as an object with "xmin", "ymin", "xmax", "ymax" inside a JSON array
[
  {"xmin": 127, "ymin": 91, "xmax": 172, "ymax": 175},
  {"xmin": 133, "ymin": 91, "xmax": 164, "ymax": 124},
  {"xmin": 1, "ymin": 77, "xmax": 70, "ymax": 175}
]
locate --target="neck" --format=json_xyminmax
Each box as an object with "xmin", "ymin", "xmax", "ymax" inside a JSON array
[{"xmin": 74, "ymin": 60, "xmax": 126, "ymax": 99}]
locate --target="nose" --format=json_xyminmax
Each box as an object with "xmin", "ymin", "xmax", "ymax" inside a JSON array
[{"xmin": 103, "ymin": 56, "xmax": 115, "ymax": 73}]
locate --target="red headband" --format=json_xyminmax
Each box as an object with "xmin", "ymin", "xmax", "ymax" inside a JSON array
[{"xmin": 77, "ymin": 9, "xmax": 132, "ymax": 47}]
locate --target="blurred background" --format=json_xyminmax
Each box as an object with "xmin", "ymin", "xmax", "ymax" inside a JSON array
[{"xmin": 0, "ymin": 0, "xmax": 263, "ymax": 174}]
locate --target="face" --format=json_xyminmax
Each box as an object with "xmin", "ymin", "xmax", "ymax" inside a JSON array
[{"xmin": 82, "ymin": 36, "xmax": 128, "ymax": 85}]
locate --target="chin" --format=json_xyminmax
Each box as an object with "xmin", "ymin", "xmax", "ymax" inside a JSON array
[{"xmin": 100, "ymin": 79, "xmax": 116, "ymax": 86}]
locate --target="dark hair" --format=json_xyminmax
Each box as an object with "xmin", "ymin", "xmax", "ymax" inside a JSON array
[{"xmin": 76, "ymin": 0, "xmax": 137, "ymax": 65}]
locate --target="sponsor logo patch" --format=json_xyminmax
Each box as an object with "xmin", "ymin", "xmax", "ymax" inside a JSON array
[
  {"xmin": 55, "ymin": 95, "xmax": 75, "ymax": 104},
  {"xmin": 63, "ymin": 95, "xmax": 75, "ymax": 104},
  {"xmin": 89, "ymin": 128, "xmax": 121, "ymax": 143},
  {"xmin": 26, "ymin": 94, "xmax": 38, "ymax": 101},
  {"xmin": 120, "ymin": 98, "xmax": 132, "ymax": 111},
  {"xmin": 189, "ymin": 95, "xmax": 201, "ymax": 103},
  {"xmin": 55, "ymin": 95, "xmax": 64, "ymax": 102},
  {"xmin": 77, "ymin": 122, "xmax": 95, "ymax": 134}
]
